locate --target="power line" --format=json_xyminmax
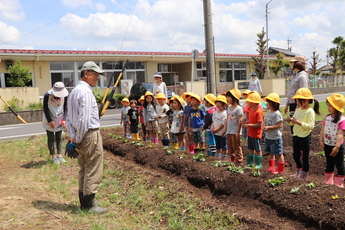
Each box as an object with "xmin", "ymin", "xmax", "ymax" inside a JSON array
[
  {"xmin": 271, "ymin": 0, "xmax": 296, "ymax": 9},
  {"xmin": 0, "ymin": 0, "xmax": 93, "ymax": 46}
]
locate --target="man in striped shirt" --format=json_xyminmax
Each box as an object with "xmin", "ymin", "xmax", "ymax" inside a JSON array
[{"xmin": 66, "ymin": 61, "xmax": 107, "ymax": 213}]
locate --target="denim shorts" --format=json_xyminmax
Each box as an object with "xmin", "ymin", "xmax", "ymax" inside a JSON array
[
  {"xmin": 248, "ymin": 136, "xmax": 262, "ymax": 151},
  {"xmin": 215, "ymin": 135, "xmax": 227, "ymax": 151},
  {"xmin": 264, "ymin": 138, "xmax": 283, "ymax": 155}
]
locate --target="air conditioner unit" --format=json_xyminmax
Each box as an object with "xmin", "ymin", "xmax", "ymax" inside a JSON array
[
  {"xmin": 5, "ymin": 60, "xmax": 13, "ymax": 70},
  {"xmin": 120, "ymin": 79, "xmax": 133, "ymax": 96}
]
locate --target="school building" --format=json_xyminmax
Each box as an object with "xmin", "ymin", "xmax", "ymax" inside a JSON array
[{"xmin": 0, "ymin": 49, "xmax": 288, "ymax": 99}]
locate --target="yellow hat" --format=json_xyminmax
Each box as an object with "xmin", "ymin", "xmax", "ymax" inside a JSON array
[
  {"xmin": 241, "ymin": 89, "xmax": 252, "ymax": 96},
  {"xmin": 245, "ymin": 91, "xmax": 261, "ymax": 104},
  {"xmin": 155, "ymin": 93, "xmax": 166, "ymax": 100},
  {"xmin": 263, "ymin": 93, "xmax": 280, "ymax": 104},
  {"xmin": 174, "ymin": 96, "xmax": 185, "ymax": 106},
  {"xmin": 138, "ymin": 95, "xmax": 145, "ymax": 102},
  {"xmin": 190, "ymin": 94, "xmax": 201, "ymax": 103},
  {"xmin": 292, "ymin": 88, "xmax": 314, "ymax": 100},
  {"xmin": 215, "ymin": 95, "xmax": 228, "ymax": 105},
  {"xmin": 327, "ymin": 93, "xmax": 345, "ymax": 113},
  {"xmin": 182, "ymin": 92, "xmax": 193, "ymax": 100},
  {"xmin": 144, "ymin": 91, "xmax": 154, "ymax": 98},
  {"xmin": 168, "ymin": 95, "xmax": 178, "ymax": 104},
  {"xmin": 226, "ymin": 88, "xmax": 241, "ymax": 100},
  {"xmin": 121, "ymin": 98, "xmax": 129, "ymax": 104},
  {"xmin": 204, "ymin": 93, "xmax": 216, "ymax": 106}
]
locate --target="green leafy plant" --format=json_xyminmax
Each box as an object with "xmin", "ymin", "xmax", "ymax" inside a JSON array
[
  {"xmin": 179, "ymin": 154, "xmax": 186, "ymax": 159},
  {"xmin": 193, "ymin": 153, "xmax": 206, "ymax": 162},
  {"xmin": 225, "ymin": 163, "xmax": 244, "ymax": 174},
  {"xmin": 93, "ymin": 87, "xmax": 103, "ymax": 103},
  {"xmin": 2, "ymin": 96, "xmax": 24, "ymax": 111},
  {"xmin": 290, "ymin": 185, "xmax": 302, "ymax": 194},
  {"xmin": 7, "ymin": 60, "xmax": 32, "ymax": 87},
  {"xmin": 306, "ymin": 182, "xmax": 316, "ymax": 189},
  {"xmin": 269, "ymin": 177, "xmax": 286, "ymax": 187},
  {"xmin": 252, "ymin": 168, "xmax": 261, "ymax": 177},
  {"xmin": 114, "ymin": 94, "xmax": 127, "ymax": 103},
  {"xmin": 26, "ymin": 102, "xmax": 43, "ymax": 111},
  {"xmin": 164, "ymin": 147, "xmax": 175, "ymax": 155},
  {"xmin": 136, "ymin": 142, "xmax": 144, "ymax": 147},
  {"xmin": 130, "ymin": 141, "xmax": 139, "ymax": 145},
  {"xmin": 315, "ymin": 151, "xmax": 325, "ymax": 157},
  {"xmin": 123, "ymin": 139, "xmax": 130, "ymax": 143},
  {"xmin": 211, "ymin": 161, "xmax": 231, "ymax": 167}
]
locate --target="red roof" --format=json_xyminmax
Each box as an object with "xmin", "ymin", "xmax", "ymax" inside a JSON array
[{"xmin": 0, "ymin": 49, "xmax": 275, "ymax": 58}]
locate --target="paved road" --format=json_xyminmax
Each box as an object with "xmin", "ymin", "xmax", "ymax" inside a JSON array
[
  {"xmin": 1, "ymin": 91, "xmax": 345, "ymax": 142},
  {"xmin": 0, "ymin": 109, "xmax": 121, "ymax": 142}
]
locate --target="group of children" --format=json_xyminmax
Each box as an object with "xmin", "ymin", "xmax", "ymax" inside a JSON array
[{"xmin": 119, "ymin": 88, "xmax": 345, "ymax": 188}]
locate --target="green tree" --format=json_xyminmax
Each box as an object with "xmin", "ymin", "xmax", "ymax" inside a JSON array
[
  {"xmin": 252, "ymin": 27, "xmax": 268, "ymax": 79},
  {"xmin": 7, "ymin": 60, "xmax": 32, "ymax": 87},
  {"xmin": 310, "ymin": 51, "xmax": 322, "ymax": 75},
  {"xmin": 269, "ymin": 52, "xmax": 290, "ymax": 77},
  {"xmin": 329, "ymin": 36, "xmax": 344, "ymax": 75}
]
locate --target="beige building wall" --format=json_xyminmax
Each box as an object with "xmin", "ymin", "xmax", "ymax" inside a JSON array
[
  {"xmin": 184, "ymin": 81, "xmax": 206, "ymax": 98},
  {"xmin": 146, "ymin": 61, "xmax": 158, "ymax": 83},
  {"xmin": 234, "ymin": 78, "xmax": 285, "ymax": 96},
  {"xmin": 0, "ymin": 87, "xmax": 40, "ymax": 108}
]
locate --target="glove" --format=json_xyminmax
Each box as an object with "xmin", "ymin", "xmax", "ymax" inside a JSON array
[{"xmin": 65, "ymin": 140, "xmax": 79, "ymax": 159}]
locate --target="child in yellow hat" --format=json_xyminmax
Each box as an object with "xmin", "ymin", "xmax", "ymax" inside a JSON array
[
  {"xmin": 155, "ymin": 93, "xmax": 170, "ymax": 146},
  {"xmin": 188, "ymin": 94, "xmax": 206, "ymax": 154},
  {"xmin": 211, "ymin": 95, "xmax": 228, "ymax": 159},
  {"xmin": 127, "ymin": 99, "xmax": 140, "ymax": 140},
  {"xmin": 138, "ymin": 96, "xmax": 147, "ymax": 141},
  {"xmin": 143, "ymin": 91, "xmax": 159, "ymax": 145},
  {"xmin": 120, "ymin": 98, "xmax": 131, "ymax": 138},
  {"xmin": 242, "ymin": 91, "xmax": 264, "ymax": 169},
  {"xmin": 319, "ymin": 93, "xmax": 345, "ymax": 187},
  {"xmin": 203, "ymin": 94, "xmax": 217, "ymax": 156},
  {"xmin": 286, "ymin": 88, "xmax": 320, "ymax": 179},
  {"xmin": 182, "ymin": 92, "xmax": 195, "ymax": 153}
]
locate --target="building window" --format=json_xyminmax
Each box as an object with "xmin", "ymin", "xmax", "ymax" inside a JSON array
[
  {"xmin": 50, "ymin": 61, "xmax": 75, "ymax": 87},
  {"xmin": 196, "ymin": 62, "xmax": 207, "ymax": 80},
  {"xmin": 219, "ymin": 62, "xmax": 246, "ymax": 82}
]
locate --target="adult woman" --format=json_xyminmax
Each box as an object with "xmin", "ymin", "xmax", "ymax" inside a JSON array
[
  {"xmin": 284, "ymin": 55, "xmax": 309, "ymax": 117},
  {"xmin": 42, "ymin": 81, "xmax": 69, "ymax": 164},
  {"xmin": 151, "ymin": 72, "xmax": 167, "ymax": 97},
  {"xmin": 248, "ymin": 72, "xmax": 263, "ymax": 96}
]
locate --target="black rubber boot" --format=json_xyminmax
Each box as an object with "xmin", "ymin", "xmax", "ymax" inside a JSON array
[
  {"xmin": 78, "ymin": 191, "xmax": 84, "ymax": 209},
  {"xmin": 81, "ymin": 193, "xmax": 108, "ymax": 214}
]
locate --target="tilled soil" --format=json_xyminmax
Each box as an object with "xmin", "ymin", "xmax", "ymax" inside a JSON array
[{"xmin": 101, "ymin": 122, "xmax": 345, "ymax": 230}]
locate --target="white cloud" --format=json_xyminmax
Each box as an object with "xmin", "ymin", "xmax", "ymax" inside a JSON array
[
  {"xmin": 0, "ymin": 21, "xmax": 21, "ymax": 46},
  {"xmin": 60, "ymin": 0, "xmax": 92, "ymax": 8},
  {"xmin": 95, "ymin": 3, "xmax": 106, "ymax": 12},
  {"xmin": 0, "ymin": 0, "xmax": 25, "ymax": 21}
]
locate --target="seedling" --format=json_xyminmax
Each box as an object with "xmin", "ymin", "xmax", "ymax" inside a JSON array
[
  {"xmin": 290, "ymin": 185, "xmax": 302, "ymax": 194},
  {"xmin": 225, "ymin": 163, "xmax": 244, "ymax": 174},
  {"xmin": 269, "ymin": 177, "xmax": 286, "ymax": 187},
  {"xmin": 251, "ymin": 166, "xmax": 261, "ymax": 177},
  {"xmin": 164, "ymin": 147, "xmax": 175, "ymax": 155},
  {"xmin": 306, "ymin": 182, "xmax": 316, "ymax": 189},
  {"xmin": 108, "ymin": 133, "xmax": 116, "ymax": 138},
  {"xmin": 130, "ymin": 141, "xmax": 139, "ymax": 145},
  {"xmin": 123, "ymin": 139, "xmax": 130, "ymax": 143},
  {"xmin": 136, "ymin": 142, "xmax": 144, "ymax": 147},
  {"xmin": 193, "ymin": 153, "xmax": 206, "ymax": 162},
  {"xmin": 315, "ymin": 151, "xmax": 325, "ymax": 157},
  {"xmin": 211, "ymin": 161, "xmax": 230, "ymax": 167},
  {"xmin": 179, "ymin": 154, "xmax": 186, "ymax": 159}
]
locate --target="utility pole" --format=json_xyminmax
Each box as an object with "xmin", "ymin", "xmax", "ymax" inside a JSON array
[
  {"xmin": 203, "ymin": 0, "xmax": 216, "ymax": 94},
  {"xmin": 287, "ymin": 37, "xmax": 292, "ymax": 51},
  {"xmin": 265, "ymin": 0, "xmax": 273, "ymax": 79}
]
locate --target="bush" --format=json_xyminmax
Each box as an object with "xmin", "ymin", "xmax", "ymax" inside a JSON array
[
  {"xmin": 2, "ymin": 97, "xmax": 24, "ymax": 111},
  {"xmin": 114, "ymin": 94, "xmax": 127, "ymax": 103},
  {"xmin": 26, "ymin": 102, "xmax": 43, "ymax": 111},
  {"xmin": 93, "ymin": 87, "xmax": 103, "ymax": 103},
  {"xmin": 7, "ymin": 60, "xmax": 32, "ymax": 87}
]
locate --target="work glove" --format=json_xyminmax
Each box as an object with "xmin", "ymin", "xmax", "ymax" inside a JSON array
[{"xmin": 65, "ymin": 140, "xmax": 79, "ymax": 159}]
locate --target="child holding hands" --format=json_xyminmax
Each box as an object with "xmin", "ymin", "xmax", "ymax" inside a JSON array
[
  {"xmin": 320, "ymin": 93, "xmax": 345, "ymax": 187},
  {"xmin": 120, "ymin": 98, "xmax": 131, "ymax": 138},
  {"xmin": 211, "ymin": 95, "xmax": 228, "ymax": 159}
]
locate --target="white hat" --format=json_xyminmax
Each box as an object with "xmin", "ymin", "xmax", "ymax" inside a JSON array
[
  {"xmin": 153, "ymin": 72, "xmax": 162, "ymax": 78},
  {"xmin": 80, "ymin": 61, "xmax": 105, "ymax": 75},
  {"xmin": 51, "ymin": 82, "xmax": 69, "ymax": 97}
]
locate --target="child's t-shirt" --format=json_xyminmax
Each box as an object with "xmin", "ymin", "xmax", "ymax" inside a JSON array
[
  {"xmin": 322, "ymin": 115, "xmax": 345, "ymax": 146},
  {"xmin": 127, "ymin": 108, "xmax": 139, "ymax": 125},
  {"xmin": 121, "ymin": 106, "xmax": 130, "ymax": 122},
  {"xmin": 156, "ymin": 104, "xmax": 169, "ymax": 124},
  {"xmin": 184, "ymin": 105, "xmax": 193, "ymax": 127},
  {"xmin": 203, "ymin": 106, "xmax": 217, "ymax": 131},
  {"xmin": 212, "ymin": 110, "xmax": 227, "ymax": 136},
  {"xmin": 247, "ymin": 107, "xmax": 263, "ymax": 139},
  {"xmin": 143, "ymin": 104, "xmax": 156, "ymax": 122},
  {"xmin": 189, "ymin": 107, "xmax": 206, "ymax": 130},
  {"xmin": 171, "ymin": 110, "xmax": 184, "ymax": 133},
  {"xmin": 226, "ymin": 105, "xmax": 243, "ymax": 135},
  {"xmin": 291, "ymin": 108, "xmax": 315, "ymax": 138},
  {"xmin": 264, "ymin": 110, "xmax": 283, "ymax": 140}
]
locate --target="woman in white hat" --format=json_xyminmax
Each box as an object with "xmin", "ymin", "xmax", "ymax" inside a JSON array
[
  {"xmin": 151, "ymin": 72, "xmax": 168, "ymax": 98},
  {"xmin": 42, "ymin": 81, "xmax": 69, "ymax": 164}
]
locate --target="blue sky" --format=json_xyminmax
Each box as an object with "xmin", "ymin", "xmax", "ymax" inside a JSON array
[{"xmin": 0, "ymin": 0, "xmax": 344, "ymax": 66}]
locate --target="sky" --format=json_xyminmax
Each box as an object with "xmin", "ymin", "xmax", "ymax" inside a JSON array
[{"xmin": 0, "ymin": 0, "xmax": 344, "ymax": 66}]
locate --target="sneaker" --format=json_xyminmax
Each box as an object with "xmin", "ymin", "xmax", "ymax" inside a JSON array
[
  {"xmin": 52, "ymin": 157, "xmax": 60, "ymax": 165},
  {"xmin": 57, "ymin": 156, "xmax": 66, "ymax": 163}
]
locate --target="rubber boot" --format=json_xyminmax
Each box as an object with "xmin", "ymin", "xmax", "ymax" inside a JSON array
[
  {"xmin": 189, "ymin": 145, "xmax": 195, "ymax": 154},
  {"xmin": 246, "ymin": 155, "xmax": 254, "ymax": 167},
  {"xmin": 254, "ymin": 156, "xmax": 263, "ymax": 169},
  {"xmin": 291, "ymin": 168, "xmax": 302, "ymax": 177},
  {"xmin": 136, "ymin": 133, "xmax": 140, "ymax": 140},
  {"xmin": 194, "ymin": 148, "xmax": 200, "ymax": 154},
  {"xmin": 154, "ymin": 138, "xmax": 159, "ymax": 145},
  {"xmin": 266, "ymin": 159, "xmax": 276, "ymax": 173},
  {"xmin": 276, "ymin": 161, "xmax": 286, "ymax": 174},
  {"xmin": 172, "ymin": 142, "xmax": 179, "ymax": 149},
  {"xmin": 334, "ymin": 175, "xmax": 344, "ymax": 188},
  {"xmin": 179, "ymin": 146, "xmax": 185, "ymax": 151},
  {"xmin": 78, "ymin": 191, "xmax": 83, "ymax": 209},
  {"xmin": 323, "ymin": 172, "xmax": 334, "ymax": 185},
  {"xmin": 298, "ymin": 171, "xmax": 309, "ymax": 180},
  {"xmin": 81, "ymin": 194, "xmax": 108, "ymax": 214},
  {"xmin": 161, "ymin": 139, "xmax": 166, "ymax": 146}
]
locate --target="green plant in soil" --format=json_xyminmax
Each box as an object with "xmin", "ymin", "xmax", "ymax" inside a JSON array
[
  {"xmin": 211, "ymin": 161, "xmax": 231, "ymax": 167},
  {"xmin": 269, "ymin": 177, "xmax": 286, "ymax": 187},
  {"xmin": 193, "ymin": 153, "xmax": 206, "ymax": 162},
  {"xmin": 306, "ymin": 182, "xmax": 316, "ymax": 189},
  {"xmin": 290, "ymin": 185, "xmax": 302, "ymax": 194},
  {"xmin": 164, "ymin": 147, "xmax": 175, "ymax": 155},
  {"xmin": 225, "ymin": 163, "xmax": 244, "ymax": 174},
  {"xmin": 179, "ymin": 154, "xmax": 186, "ymax": 159},
  {"xmin": 251, "ymin": 166, "xmax": 261, "ymax": 177},
  {"xmin": 315, "ymin": 151, "xmax": 325, "ymax": 157}
]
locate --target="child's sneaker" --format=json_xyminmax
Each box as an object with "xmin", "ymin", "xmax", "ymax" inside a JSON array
[
  {"xmin": 57, "ymin": 156, "xmax": 66, "ymax": 163},
  {"xmin": 298, "ymin": 171, "xmax": 309, "ymax": 180},
  {"xmin": 53, "ymin": 157, "xmax": 60, "ymax": 165}
]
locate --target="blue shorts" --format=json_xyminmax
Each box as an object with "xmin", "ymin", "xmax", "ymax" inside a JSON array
[
  {"xmin": 264, "ymin": 138, "xmax": 283, "ymax": 155},
  {"xmin": 248, "ymin": 136, "xmax": 262, "ymax": 152},
  {"xmin": 215, "ymin": 135, "xmax": 227, "ymax": 151}
]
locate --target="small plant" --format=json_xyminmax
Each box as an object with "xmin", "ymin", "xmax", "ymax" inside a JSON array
[
  {"xmin": 193, "ymin": 153, "xmax": 206, "ymax": 162},
  {"xmin": 252, "ymin": 168, "xmax": 261, "ymax": 177},
  {"xmin": 315, "ymin": 151, "xmax": 325, "ymax": 157},
  {"xmin": 26, "ymin": 102, "xmax": 43, "ymax": 110},
  {"xmin": 269, "ymin": 177, "xmax": 286, "ymax": 187},
  {"xmin": 290, "ymin": 185, "xmax": 302, "ymax": 194},
  {"xmin": 136, "ymin": 142, "xmax": 144, "ymax": 147},
  {"xmin": 2, "ymin": 96, "xmax": 24, "ymax": 111},
  {"xmin": 211, "ymin": 161, "xmax": 230, "ymax": 167},
  {"xmin": 130, "ymin": 141, "xmax": 139, "ymax": 145},
  {"xmin": 123, "ymin": 139, "xmax": 130, "ymax": 143},
  {"xmin": 225, "ymin": 163, "xmax": 244, "ymax": 174},
  {"xmin": 306, "ymin": 182, "xmax": 316, "ymax": 189},
  {"xmin": 115, "ymin": 136, "xmax": 123, "ymax": 140},
  {"xmin": 179, "ymin": 154, "xmax": 186, "ymax": 159}
]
